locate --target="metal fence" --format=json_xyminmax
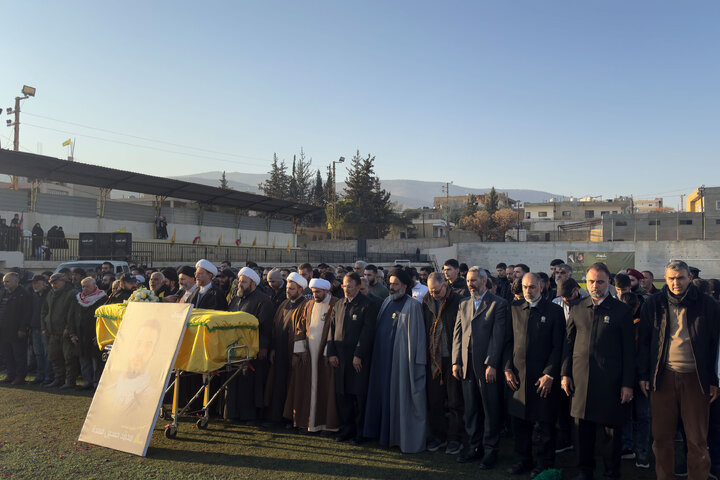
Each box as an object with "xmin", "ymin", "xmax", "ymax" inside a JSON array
[{"xmin": 9, "ymin": 235, "xmax": 429, "ymax": 266}]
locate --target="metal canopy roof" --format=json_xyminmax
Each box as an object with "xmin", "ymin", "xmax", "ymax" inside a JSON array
[{"xmin": 0, "ymin": 149, "xmax": 319, "ymax": 216}]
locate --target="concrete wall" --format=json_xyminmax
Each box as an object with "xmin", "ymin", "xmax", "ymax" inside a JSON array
[
  {"xmin": 0, "ymin": 251, "xmax": 23, "ymax": 269},
  {"xmin": 0, "ymin": 210, "xmax": 294, "ymax": 247},
  {"xmin": 306, "ymin": 238, "xmax": 451, "ymax": 253},
  {"xmin": 429, "ymin": 240, "xmax": 720, "ymax": 279}
]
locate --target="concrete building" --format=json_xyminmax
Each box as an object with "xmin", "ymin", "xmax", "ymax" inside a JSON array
[
  {"xmin": 524, "ymin": 196, "xmax": 633, "ymax": 221},
  {"xmin": 634, "ymin": 198, "xmax": 664, "ymax": 213},
  {"xmin": 433, "ymin": 191, "xmax": 513, "ymax": 212}
]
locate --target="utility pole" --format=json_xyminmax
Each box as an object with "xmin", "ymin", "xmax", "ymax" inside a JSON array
[
  {"xmin": 5, "ymin": 85, "xmax": 36, "ymax": 190},
  {"xmin": 331, "ymin": 156, "xmax": 345, "ymax": 240},
  {"xmin": 442, "ymin": 182, "xmax": 452, "ymax": 245},
  {"xmin": 700, "ymin": 185, "xmax": 706, "ymax": 241}
]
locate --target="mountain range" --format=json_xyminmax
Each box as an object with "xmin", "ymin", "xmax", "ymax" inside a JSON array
[{"xmin": 171, "ymin": 171, "xmax": 560, "ymax": 208}]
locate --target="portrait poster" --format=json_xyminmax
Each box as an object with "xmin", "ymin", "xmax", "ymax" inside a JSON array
[
  {"xmin": 566, "ymin": 251, "xmax": 635, "ymax": 282},
  {"xmin": 79, "ymin": 302, "xmax": 192, "ymax": 456}
]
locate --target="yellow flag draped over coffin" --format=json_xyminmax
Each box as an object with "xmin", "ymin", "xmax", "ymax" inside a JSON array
[{"xmin": 94, "ymin": 303, "xmax": 259, "ymax": 373}]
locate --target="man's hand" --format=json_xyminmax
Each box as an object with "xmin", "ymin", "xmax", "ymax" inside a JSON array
[
  {"xmin": 485, "ymin": 366, "xmax": 496, "ymax": 384},
  {"xmin": 561, "ymin": 376, "xmax": 574, "ymax": 397},
  {"xmin": 452, "ymin": 364, "xmax": 462, "ymax": 380},
  {"xmin": 17, "ymin": 330, "xmax": 26, "ymax": 339},
  {"xmin": 42, "ymin": 329, "xmax": 49, "ymax": 339},
  {"xmin": 638, "ymin": 380, "xmax": 649, "ymax": 397},
  {"xmin": 269, "ymin": 350, "xmax": 275, "ymax": 365},
  {"xmin": 536, "ymin": 375, "xmax": 553, "ymax": 398},
  {"xmin": 505, "ymin": 370, "xmax": 519, "ymax": 391},
  {"xmin": 329, "ymin": 356, "xmax": 339, "ymax": 368},
  {"xmin": 257, "ymin": 348, "xmax": 267, "ymax": 361},
  {"xmin": 711, "ymin": 385, "xmax": 719, "ymax": 403},
  {"xmin": 70, "ymin": 335, "xmax": 79, "ymax": 345},
  {"xmin": 620, "ymin": 386, "xmax": 633, "ymax": 404},
  {"xmin": 352, "ymin": 356, "xmax": 363, "ymax": 373}
]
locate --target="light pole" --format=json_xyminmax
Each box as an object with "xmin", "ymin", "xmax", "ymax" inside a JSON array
[
  {"xmin": 5, "ymin": 85, "xmax": 36, "ymax": 190},
  {"xmin": 700, "ymin": 184, "xmax": 706, "ymax": 241},
  {"xmin": 331, "ymin": 156, "xmax": 345, "ymax": 240}
]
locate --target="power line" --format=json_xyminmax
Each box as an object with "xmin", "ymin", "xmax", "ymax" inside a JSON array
[
  {"xmin": 23, "ymin": 123, "xmax": 270, "ymax": 168},
  {"xmin": 23, "ymin": 112, "xmax": 270, "ymax": 163}
]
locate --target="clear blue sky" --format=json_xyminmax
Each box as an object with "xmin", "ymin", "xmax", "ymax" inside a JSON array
[{"xmin": 2, "ymin": 1, "xmax": 718, "ymax": 208}]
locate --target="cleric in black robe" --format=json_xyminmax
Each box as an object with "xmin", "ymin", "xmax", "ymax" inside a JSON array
[
  {"xmin": 186, "ymin": 259, "xmax": 227, "ymax": 310},
  {"xmin": 224, "ymin": 267, "xmax": 275, "ymax": 422},
  {"xmin": 503, "ymin": 273, "xmax": 565, "ymax": 477},
  {"xmin": 265, "ymin": 272, "xmax": 307, "ymax": 425}
]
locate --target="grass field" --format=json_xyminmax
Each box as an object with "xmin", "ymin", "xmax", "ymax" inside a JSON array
[{"xmin": 0, "ymin": 377, "xmax": 658, "ymax": 480}]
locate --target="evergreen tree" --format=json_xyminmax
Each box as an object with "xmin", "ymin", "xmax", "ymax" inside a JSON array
[
  {"xmin": 485, "ymin": 186, "xmax": 499, "ymax": 215},
  {"xmin": 462, "ymin": 194, "xmax": 478, "ymax": 218},
  {"xmin": 259, "ymin": 153, "xmax": 290, "ymax": 200},
  {"xmin": 219, "ymin": 171, "xmax": 230, "ymax": 190},
  {"xmin": 293, "ymin": 147, "xmax": 313, "ymax": 203},
  {"xmin": 289, "ymin": 156, "xmax": 299, "ymax": 201}
]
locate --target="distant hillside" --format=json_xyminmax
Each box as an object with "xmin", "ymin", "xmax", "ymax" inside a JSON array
[{"xmin": 171, "ymin": 172, "xmax": 560, "ymax": 208}]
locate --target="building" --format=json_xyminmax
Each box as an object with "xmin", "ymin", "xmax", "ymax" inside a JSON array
[
  {"xmin": 634, "ymin": 198, "xmax": 664, "ymax": 213},
  {"xmin": 524, "ymin": 196, "xmax": 633, "ymax": 221},
  {"xmin": 433, "ymin": 192, "xmax": 513, "ymax": 212}
]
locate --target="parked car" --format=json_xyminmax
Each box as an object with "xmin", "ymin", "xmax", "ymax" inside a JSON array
[{"xmin": 54, "ymin": 260, "xmax": 130, "ymax": 275}]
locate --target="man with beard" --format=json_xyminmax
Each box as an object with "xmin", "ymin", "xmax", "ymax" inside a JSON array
[
  {"xmin": 625, "ymin": 268, "xmax": 650, "ymax": 301},
  {"xmin": 328, "ymin": 272, "xmax": 376, "ymax": 444},
  {"xmin": 265, "ymin": 268, "xmax": 286, "ymax": 309},
  {"xmin": 41, "ymin": 274, "xmax": 78, "ymax": 388},
  {"xmin": 561, "ymin": 263, "xmax": 634, "ymax": 480},
  {"xmin": 638, "ymin": 260, "xmax": 720, "ymax": 480},
  {"xmin": 107, "ymin": 274, "xmax": 137, "ymax": 304},
  {"xmin": 266, "ymin": 272, "xmax": 307, "ymax": 426},
  {"xmin": 423, "ymin": 272, "xmax": 463, "ymax": 455},
  {"xmin": 148, "ymin": 272, "xmax": 171, "ymax": 299},
  {"xmin": 173, "ymin": 265, "xmax": 197, "ymax": 303},
  {"xmin": 284, "ymin": 278, "xmax": 340, "ymax": 432},
  {"xmin": 225, "ymin": 267, "xmax": 275, "ymax": 423},
  {"xmin": 187, "ymin": 259, "xmax": 227, "ymax": 310},
  {"xmin": 359, "ymin": 277, "xmax": 383, "ymax": 309},
  {"xmin": 452, "ymin": 266, "xmax": 508, "ymax": 469},
  {"xmin": 504, "ymin": 273, "xmax": 565, "ymax": 477},
  {"xmin": 364, "ymin": 268, "xmax": 427, "ymax": 453},
  {"xmin": 29, "ymin": 275, "xmax": 52, "ymax": 385},
  {"xmin": 443, "ymin": 259, "xmax": 470, "ymax": 298},
  {"xmin": 68, "ymin": 277, "xmax": 106, "ymax": 390},
  {"xmin": 364, "ymin": 264, "xmax": 389, "ymax": 299},
  {"xmin": 161, "ymin": 267, "xmax": 179, "ymax": 295},
  {"xmin": 0, "ymin": 273, "xmax": 32, "ymax": 385},
  {"xmin": 217, "ymin": 268, "xmax": 235, "ymax": 302},
  {"xmin": 298, "ymin": 263, "xmax": 314, "ymax": 300}
]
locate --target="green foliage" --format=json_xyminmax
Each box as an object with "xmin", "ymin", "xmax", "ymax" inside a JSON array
[
  {"xmin": 219, "ymin": 171, "xmax": 230, "ymax": 190},
  {"xmin": 259, "ymin": 153, "xmax": 290, "ymax": 200},
  {"xmin": 485, "ymin": 187, "xmax": 499, "ymax": 215}
]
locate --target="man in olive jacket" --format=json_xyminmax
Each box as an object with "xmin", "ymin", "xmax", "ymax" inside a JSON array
[
  {"xmin": 637, "ymin": 260, "xmax": 720, "ymax": 480},
  {"xmin": 41, "ymin": 274, "xmax": 78, "ymax": 388},
  {"xmin": 0, "ymin": 273, "xmax": 33, "ymax": 385},
  {"xmin": 561, "ymin": 263, "xmax": 634, "ymax": 480}
]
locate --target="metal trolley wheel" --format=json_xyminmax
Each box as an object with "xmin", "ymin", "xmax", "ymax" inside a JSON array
[
  {"xmin": 164, "ymin": 425, "xmax": 178, "ymax": 439},
  {"xmin": 196, "ymin": 417, "xmax": 209, "ymax": 430}
]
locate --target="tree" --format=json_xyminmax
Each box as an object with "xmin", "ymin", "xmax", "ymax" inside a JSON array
[
  {"xmin": 459, "ymin": 207, "xmax": 517, "ymax": 241},
  {"xmin": 306, "ymin": 169, "xmax": 327, "ymax": 226},
  {"xmin": 484, "ymin": 187, "xmax": 499, "ymax": 215},
  {"xmin": 259, "ymin": 153, "xmax": 290, "ymax": 200},
  {"xmin": 292, "ymin": 147, "xmax": 313, "ymax": 203},
  {"xmin": 219, "ymin": 171, "xmax": 230, "ymax": 190},
  {"xmin": 462, "ymin": 194, "xmax": 479, "ymax": 218},
  {"xmin": 338, "ymin": 150, "xmax": 399, "ymax": 238}
]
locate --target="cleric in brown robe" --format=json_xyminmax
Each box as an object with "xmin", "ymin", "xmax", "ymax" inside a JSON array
[
  {"xmin": 265, "ymin": 272, "xmax": 307, "ymax": 425},
  {"xmin": 284, "ymin": 278, "xmax": 341, "ymax": 432}
]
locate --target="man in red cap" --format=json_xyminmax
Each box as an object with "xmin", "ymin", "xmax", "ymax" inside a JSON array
[{"xmin": 625, "ymin": 268, "xmax": 650, "ymax": 301}]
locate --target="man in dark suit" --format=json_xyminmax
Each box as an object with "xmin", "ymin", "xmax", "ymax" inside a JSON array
[
  {"xmin": 187, "ymin": 259, "xmax": 227, "ymax": 310},
  {"xmin": 452, "ymin": 266, "xmax": 508, "ymax": 469},
  {"xmin": 327, "ymin": 272, "xmax": 376, "ymax": 443},
  {"xmin": 561, "ymin": 262, "xmax": 634, "ymax": 480},
  {"xmin": 504, "ymin": 272, "xmax": 565, "ymax": 477}
]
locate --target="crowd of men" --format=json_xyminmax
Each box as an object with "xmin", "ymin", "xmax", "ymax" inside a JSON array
[{"xmin": 1, "ymin": 256, "xmax": 720, "ymax": 479}]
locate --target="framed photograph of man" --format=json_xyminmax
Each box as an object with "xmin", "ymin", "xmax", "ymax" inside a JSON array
[{"xmin": 79, "ymin": 302, "xmax": 192, "ymax": 456}]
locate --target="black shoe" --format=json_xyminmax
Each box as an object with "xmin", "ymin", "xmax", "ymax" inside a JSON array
[
  {"xmin": 335, "ymin": 431, "xmax": 354, "ymax": 442},
  {"xmin": 457, "ymin": 448, "xmax": 482, "ymax": 463},
  {"xmin": 59, "ymin": 383, "xmax": 75, "ymax": 390},
  {"xmin": 620, "ymin": 449, "xmax": 636, "ymax": 460},
  {"xmin": 349, "ymin": 437, "xmax": 366, "ymax": 446},
  {"xmin": 29, "ymin": 378, "xmax": 45, "ymax": 385},
  {"xmin": 445, "ymin": 440, "xmax": 462, "ymax": 455},
  {"xmin": 555, "ymin": 442, "xmax": 574, "ymax": 453},
  {"xmin": 635, "ymin": 452, "xmax": 650, "ymax": 469},
  {"xmin": 10, "ymin": 378, "xmax": 26, "ymax": 386},
  {"xmin": 507, "ymin": 460, "xmax": 532, "ymax": 475},
  {"xmin": 426, "ymin": 437, "xmax": 447, "ymax": 452},
  {"xmin": 531, "ymin": 465, "xmax": 549, "ymax": 478},
  {"xmin": 43, "ymin": 379, "xmax": 63, "ymax": 388},
  {"xmin": 478, "ymin": 452, "xmax": 497, "ymax": 470}
]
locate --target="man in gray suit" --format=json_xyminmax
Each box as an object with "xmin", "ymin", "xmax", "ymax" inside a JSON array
[{"xmin": 452, "ymin": 266, "xmax": 509, "ymax": 469}]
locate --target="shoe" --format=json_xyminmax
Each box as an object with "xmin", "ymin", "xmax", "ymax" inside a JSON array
[
  {"xmin": 635, "ymin": 452, "xmax": 650, "ymax": 469},
  {"xmin": 445, "ymin": 441, "xmax": 462, "ymax": 455},
  {"xmin": 531, "ymin": 465, "xmax": 548, "ymax": 478},
  {"xmin": 478, "ymin": 452, "xmax": 497, "ymax": 470},
  {"xmin": 59, "ymin": 383, "xmax": 75, "ymax": 390},
  {"xmin": 426, "ymin": 437, "xmax": 447, "ymax": 452},
  {"xmin": 555, "ymin": 442, "xmax": 574, "ymax": 454},
  {"xmin": 349, "ymin": 437, "xmax": 366, "ymax": 446},
  {"xmin": 507, "ymin": 460, "xmax": 532, "ymax": 475},
  {"xmin": 335, "ymin": 431, "xmax": 353, "ymax": 442},
  {"xmin": 621, "ymin": 449, "xmax": 636, "ymax": 460},
  {"xmin": 457, "ymin": 448, "xmax": 482, "ymax": 463},
  {"xmin": 76, "ymin": 383, "xmax": 93, "ymax": 391},
  {"xmin": 30, "ymin": 378, "xmax": 45, "ymax": 385},
  {"xmin": 0, "ymin": 377, "xmax": 14, "ymax": 384},
  {"xmin": 10, "ymin": 378, "xmax": 26, "ymax": 386},
  {"xmin": 43, "ymin": 379, "xmax": 63, "ymax": 388}
]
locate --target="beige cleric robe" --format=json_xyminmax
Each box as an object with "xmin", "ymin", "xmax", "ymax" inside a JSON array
[{"xmin": 284, "ymin": 295, "xmax": 340, "ymax": 431}]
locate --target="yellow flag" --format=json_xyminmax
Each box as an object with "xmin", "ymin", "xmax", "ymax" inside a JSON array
[
  {"xmin": 115, "ymin": 227, "xmax": 126, "ymax": 233},
  {"xmin": 216, "ymin": 234, "xmax": 222, "ymax": 246},
  {"xmin": 272, "ymin": 237, "xmax": 276, "ymax": 248},
  {"xmin": 252, "ymin": 236, "xmax": 257, "ymax": 246},
  {"xmin": 62, "ymin": 139, "xmax": 71, "ymax": 147},
  {"xmin": 170, "ymin": 228, "xmax": 176, "ymax": 245},
  {"xmin": 286, "ymin": 239, "xmax": 291, "ymax": 252}
]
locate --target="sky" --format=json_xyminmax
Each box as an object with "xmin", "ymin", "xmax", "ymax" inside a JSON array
[{"xmin": 1, "ymin": 0, "xmax": 718, "ymax": 209}]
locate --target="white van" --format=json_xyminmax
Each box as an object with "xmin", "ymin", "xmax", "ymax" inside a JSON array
[{"xmin": 54, "ymin": 260, "xmax": 130, "ymax": 275}]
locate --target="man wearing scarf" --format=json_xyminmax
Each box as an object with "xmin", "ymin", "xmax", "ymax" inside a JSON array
[
  {"xmin": 284, "ymin": 278, "xmax": 340, "ymax": 432},
  {"xmin": 638, "ymin": 260, "xmax": 720, "ymax": 480},
  {"xmin": 363, "ymin": 267, "xmax": 427, "ymax": 453},
  {"xmin": 68, "ymin": 277, "xmax": 107, "ymax": 390},
  {"xmin": 422, "ymin": 271, "xmax": 463, "ymax": 455},
  {"xmin": 504, "ymin": 273, "xmax": 565, "ymax": 477}
]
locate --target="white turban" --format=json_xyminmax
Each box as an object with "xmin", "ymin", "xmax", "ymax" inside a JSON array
[
  {"xmin": 238, "ymin": 267, "xmax": 261, "ymax": 286},
  {"xmin": 309, "ymin": 278, "xmax": 331, "ymax": 290},
  {"xmin": 195, "ymin": 259, "xmax": 218, "ymax": 276},
  {"xmin": 287, "ymin": 272, "xmax": 308, "ymax": 290}
]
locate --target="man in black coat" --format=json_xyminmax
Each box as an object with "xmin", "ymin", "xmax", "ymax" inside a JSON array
[
  {"xmin": 637, "ymin": 260, "xmax": 720, "ymax": 480},
  {"xmin": 187, "ymin": 259, "xmax": 227, "ymax": 310},
  {"xmin": 504, "ymin": 273, "xmax": 565, "ymax": 477},
  {"xmin": 423, "ymin": 272, "xmax": 464, "ymax": 454},
  {"xmin": 452, "ymin": 266, "xmax": 509, "ymax": 469},
  {"xmin": 225, "ymin": 267, "xmax": 276, "ymax": 422},
  {"xmin": 561, "ymin": 263, "xmax": 634, "ymax": 480},
  {"xmin": 0, "ymin": 273, "xmax": 33, "ymax": 385},
  {"xmin": 327, "ymin": 272, "xmax": 376, "ymax": 443},
  {"xmin": 443, "ymin": 259, "xmax": 470, "ymax": 298}
]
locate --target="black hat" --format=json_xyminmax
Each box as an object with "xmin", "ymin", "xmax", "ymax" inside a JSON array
[
  {"xmin": 31, "ymin": 274, "xmax": 47, "ymax": 282},
  {"xmin": 387, "ymin": 267, "xmax": 412, "ymax": 287},
  {"xmin": 120, "ymin": 273, "xmax": 138, "ymax": 283},
  {"xmin": 689, "ymin": 266, "xmax": 701, "ymax": 278},
  {"xmin": 556, "ymin": 278, "xmax": 580, "ymax": 297},
  {"xmin": 177, "ymin": 265, "xmax": 195, "ymax": 278}
]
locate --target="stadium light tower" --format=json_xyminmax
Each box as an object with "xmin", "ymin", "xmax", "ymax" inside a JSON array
[{"xmin": 5, "ymin": 85, "xmax": 36, "ymax": 189}]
